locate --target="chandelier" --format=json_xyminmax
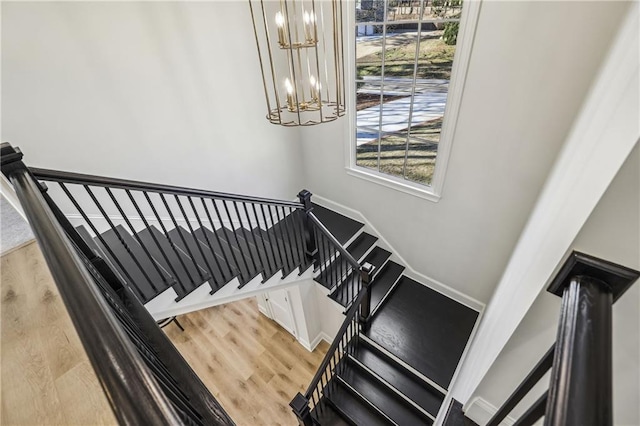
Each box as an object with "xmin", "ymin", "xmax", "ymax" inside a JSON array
[{"xmin": 248, "ymin": 0, "xmax": 346, "ymax": 126}]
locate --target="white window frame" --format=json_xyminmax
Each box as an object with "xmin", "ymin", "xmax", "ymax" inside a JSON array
[{"xmin": 344, "ymin": 0, "xmax": 482, "ymax": 202}]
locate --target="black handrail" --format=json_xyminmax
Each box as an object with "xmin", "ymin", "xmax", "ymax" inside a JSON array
[
  {"xmin": 305, "ymin": 280, "xmax": 368, "ymax": 397},
  {"xmin": 308, "ymin": 211, "xmax": 359, "ymax": 268},
  {"xmin": 2, "ymin": 143, "xmax": 235, "ymax": 425},
  {"xmin": 3, "ymin": 161, "xmax": 183, "ymax": 425},
  {"xmin": 31, "ymin": 167, "xmax": 305, "ymax": 209}
]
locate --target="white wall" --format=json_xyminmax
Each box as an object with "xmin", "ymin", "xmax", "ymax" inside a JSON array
[
  {"xmin": 300, "ymin": 1, "xmax": 629, "ymax": 304},
  {"xmin": 1, "ymin": 2, "xmax": 304, "ymax": 203},
  {"xmin": 466, "ymin": 144, "xmax": 640, "ymax": 425}
]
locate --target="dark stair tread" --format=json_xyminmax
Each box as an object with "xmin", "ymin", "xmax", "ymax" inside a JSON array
[
  {"xmin": 328, "ymin": 271, "xmax": 360, "ymax": 307},
  {"xmin": 253, "ymin": 226, "xmax": 298, "ymax": 277},
  {"xmin": 367, "ymin": 277, "xmax": 479, "ymax": 390},
  {"xmin": 370, "ymin": 261, "xmax": 405, "ymax": 311},
  {"xmin": 249, "ymin": 226, "xmax": 297, "ymax": 279},
  {"xmin": 347, "ymin": 232, "xmax": 379, "ymax": 261},
  {"xmin": 215, "ymin": 227, "xmax": 263, "ymax": 286},
  {"xmin": 325, "ymin": 379, "xmax": 393, "ymax": 426},
  {"xmin": 266, "ymin": 213, "xmax": 307, "ymax": 274},
  {"xmin": 137, "ymin": 225, "xmax": 211, "ymax": 300},
  {"xmin": 311, "ymin": 399, "xmax": 351, "ymax": 426},
  {"xmin": 338, "ymin": 357, "xmax": 433, "ymax": 426},
  {"xmin": 235, "ymin": 227, "xmax": 280, "ymax": 281},
  {"xmin": 167, "ymin": 226, "xmax": 233, "ymax": 293},
  {"xmin": 315, "ymin": 233, "xmax": 378, "ymax": 289},
  {"xmin": 352, "ymin": 336, "xmax": 444, "ymax": 418},
  {"xmin": 192, "ymin": 227, "xmax": 240, "ymax": 281},
  {"xmin": 311, "ymin": 203, "xmax": 364, "ymax": 245},
  {"xmin": 363, "ymin": 247, "xmax": 392, "ymax": 276},
  {"xmin": 95, "ymin": 225, "xmax": 174, "ymax": 303},
  {"xmin": 328, "ymin": 247, "xmax": 392, "ymax": 307}
]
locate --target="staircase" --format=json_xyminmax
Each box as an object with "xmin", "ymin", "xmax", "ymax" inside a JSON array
[
  {"xmin": 6, "ymin": 145, "xmax": 480, "ymax": 425},
  {"xmin": 5, "ymin": 141, "xmax": 638, "ymax": 426},
  {"xmin": 296, "ymin": 203, "xmax": 479, "ymax": 425}
]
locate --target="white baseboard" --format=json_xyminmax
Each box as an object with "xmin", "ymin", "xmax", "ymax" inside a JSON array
[
  {"xmin": 299, "ymin": 331, "xmax": 332, "ymax": 353},
  {"xmin": 464, "ymin": 397, "xmax": 515, "ymax": 426},
  {"xmin": 312, "ymin": 195, "xmax": 485, "ymax": 312}
]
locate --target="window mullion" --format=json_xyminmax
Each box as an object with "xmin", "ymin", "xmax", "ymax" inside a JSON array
[
  {"xmin": 402, "ymin": 0, "xmax": 424, "ymax": 180},
  {"xmin": 376, "ymin": 0, "xmax": 390, "ymax": 173}
]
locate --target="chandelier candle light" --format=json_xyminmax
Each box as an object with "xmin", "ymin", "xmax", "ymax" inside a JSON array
[{"xmin": 249, "ymin": 0, "xmax": 345, "ymax": 126}]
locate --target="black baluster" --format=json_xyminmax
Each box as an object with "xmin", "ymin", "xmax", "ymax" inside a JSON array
[
  {"xmin": 188, "ymin": 196, "xmax": 225, "ymax": 287},
  {"xmin": 274, "ymin": 206, "xmax": 294, "ymax": 272},
  {"xmin": 60, "ymin": 183, "xmax": 136, "ymax": 286},
  {"xmin": 158, "ymin": 194, "xmax": 203, "ymax": 279},
  {"xmin": 211, "ymin": 199, "xmax": 245, "ymax": 279},
  {"xmin": 201, "ymin": 198, "xmax": 236, "ymax": 279},
  {"xmin": 173, "ymin": 195, "xmax": 212, "ymax": 280},
  {"xmin": 126, "ymin": 189, "xmax": 191, "ymax": 294},
  {"xmin": 251, "ymin": 203, "xmax": 274, "ymax": 275},
  {"xmin": 279, "ymin": 206, "xmax": 298, "ymax": 269},
  {"xmin": 265, "ymin": 204, "xmax": 287, "ymax": 274},
  {"xmin": 243, "ymin": 202, "xmax": 267, "ymax": 278},
  {"xmin": 234, "ymin": 201, "xmax": 258, "ymax": 273},
  {"xmin": 142, "ymin": 192, "xmax": 195, "ymax": 289},
  {"xmin": 105, "ymin": 188, "xmax": 169, "ymax": 286},
  {"xmin": 222, "ymin": 200, "xmax": 252, "ymax": 281},
  {"xmin": 85, "ymin": 185, "xmax": 158, "ymax": 292}
]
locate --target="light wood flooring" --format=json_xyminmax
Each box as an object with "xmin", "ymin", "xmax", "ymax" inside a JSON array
[
  {"xmin": 164, "ymin": 299, "xmax": 329, "ymax": 425},
  {"xmin": 1, "ymin": 241, "xmax": 329, "ymax": 425},
  {"xmin": 1, "ymin": 241, "xmax": 115, "ymax": 425}
]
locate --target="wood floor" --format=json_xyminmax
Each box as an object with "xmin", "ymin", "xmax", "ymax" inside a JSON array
[
  {"xmin": 1, "ymin": 241, "xmax": 115, "ymax": 425},
  {"xmin": 1, "ymin": 241, "xmax": 329, "ymax": 425},
  {"xmin": 164, "ymin": 299, "xmax": 329, "ymax": 425}
]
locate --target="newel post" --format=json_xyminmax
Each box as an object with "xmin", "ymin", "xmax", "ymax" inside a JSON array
[
  {"xmin": 297, "ymin": 189, "xmax": 318, "ymax": 267},
  {"xmin": 544, "ymin": 251, "xmax": 640, "ymax": 426},
  {"xmin": 359, "ymin": 263, "xmax": 374, "ymax": 332},
  {"xmin": 290, "ymin": 392, "xmax": 314, "ymax": 426}
]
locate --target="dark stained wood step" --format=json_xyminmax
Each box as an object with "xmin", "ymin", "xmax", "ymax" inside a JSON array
[
  {"xmin": 369, "ymin": 261, "xmax": 405, "ymax": 313},
  {"xmin": 91, "ymin": 225, "xmax": 174, "ymax": 303},
  {"xmin": 338, "ymin": 357, "xmax": 433, "ymax": 425},
  {"xmin": 137, "ymin": 225, "xmax": 211, "ymax": 301},
  {"xmin": 363, "ymin": 247, "xmax": 392, "ymax": 277},
  {"xmin": 328, "ymin": 271, "xmax": 360, "ymax": 307},
  {"xmin": 351, "ymin": 335, "xmax": 444, "ymax": 418},
  {"xmin": 235, "ymin": 227, "xmax": 280, "ymax": 282},
  {"xmin": 328, "ymin": 247, "xmax": 392, "ymax": 307},
  {"xmin": 367, "ymin": 277, "xmax": 479, "ymax": 390},
  {"xmin": 315, "ymin": 232, "xmax": 378, "ymax": 289},
  {"xmin": 214, "ymin": 227, "xmax": 263, "ymax": 287},
  {"xmin": 311, "ymin": 203, "xmax": 364, "ymax": 245},
  {"xmin": 311, "ymin": 399, "xmax": 350, "ymax": 426},
  {"xmin": 268, "ymin": 209, "xmax": 307, "ymax": 272},
  {"xmin": 192, "ymin": 227, "xmax": 239, "ymax": 283},
  {"xmin": 167, "ymin": 226, "xmax": 235, "ymax": 293},
  {"xmin": 324, "ymin": 379, "xmax": 392, "ymax": 426}
]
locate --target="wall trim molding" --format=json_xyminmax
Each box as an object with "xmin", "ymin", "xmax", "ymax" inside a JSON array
[
  {"xmin": 313, "ymin": 194, "xmax": 485, "ymax": 312},
  {"xmin": 451, "ymin": 2, "xmax": 639, "ymax": 404},
  {"xmin": 299, "ymin": 331, "xmax": 332, "ymax": 353},
  {"xmin": 465, "ymin": 397, "xmax": 515, "ymax": 426}
]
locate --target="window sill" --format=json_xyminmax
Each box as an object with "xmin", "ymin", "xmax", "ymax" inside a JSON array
[{"xmin": 345, "ymin": 167, "xmax": 441, "ymax": 202}]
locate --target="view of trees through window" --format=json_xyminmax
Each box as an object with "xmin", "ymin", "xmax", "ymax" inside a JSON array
[{"xmin": 355, "ymin": 0, "xmax": 462, "ymax": 186}]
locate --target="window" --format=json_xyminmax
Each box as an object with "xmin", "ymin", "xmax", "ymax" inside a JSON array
[{"xmin": 348, "ymin": 0, "xmax": 478, "ymax": 200}]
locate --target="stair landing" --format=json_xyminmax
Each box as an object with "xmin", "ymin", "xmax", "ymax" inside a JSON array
[{"xmin": 366, "ymin": 277, "xmax": 478, "ymax": 390}]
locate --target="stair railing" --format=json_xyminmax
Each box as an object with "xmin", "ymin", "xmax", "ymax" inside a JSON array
[
  {"xmin": 1, "ymin": 143, "xmax": 235, "ymax": 425},
  {"xmin": 486, "ymin": 252, "xmax": 639, "ymax": 426},
  {"xmin": 290, "ymin": 265, "xmax": 373, "ymax": 426},
  {"xmin": 290, "ymin": 211, "xmax": 373, "ymax": 425},
  {"xmin": 29, "ymin": 166, "xmax": 312, "ymax": 301}
]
